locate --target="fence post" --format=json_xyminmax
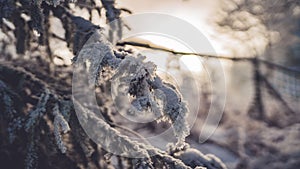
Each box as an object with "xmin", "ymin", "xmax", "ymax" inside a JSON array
[{"xmin": 248, "ymin": 57, "xmax": 265, "ymax": 120}]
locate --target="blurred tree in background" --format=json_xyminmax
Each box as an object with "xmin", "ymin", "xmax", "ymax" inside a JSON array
[{"xmin": 214, "ymin": 0, "xmax": 300, "ymax": 65}]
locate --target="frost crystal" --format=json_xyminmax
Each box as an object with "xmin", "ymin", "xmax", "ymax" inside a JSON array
[
  {"xmin": 75, "ymin": 30, "xmax": 192, "ymax": 144},
  {"xmin": 25, "ymin": 89, "xmax": 50, "ymax": 132},
  {"xmin": 174, "ymin": 148, "xmax": 227, "ymax": 169},
  {"xmin": 25, "ymin": 137, "xmax": 38, "ymax": 169},
  {"xmin": 52, "ymin": 103, "xmax": 70, "ymax": 153},
  {"xmin": 8, "ymin": 117, "xmax": 23, "ymax": 143},
  {"xmin": 75, "ymin": 31, "xmax": 120, "ymax": 85}
]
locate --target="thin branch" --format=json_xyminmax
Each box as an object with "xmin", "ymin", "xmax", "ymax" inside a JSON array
[
  {"xmin": 116, "ymin": 41, "xmax": 253, "ymax": 61},
  {"xmin": 117, "ymin": 41, "xmax": 300, "ymax": 74}
]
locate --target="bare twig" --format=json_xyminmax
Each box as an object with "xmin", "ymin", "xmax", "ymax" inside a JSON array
[
  {"xmin": 117, "ymin": 41, "xmax": 253, "ymax": 61},
  {"xmin": 117, "ymin": 41, "xmax": 300, "ymax": 74}
]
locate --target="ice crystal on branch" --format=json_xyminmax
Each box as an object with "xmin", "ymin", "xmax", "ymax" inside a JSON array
[
  {"xmin": 25, "ymin": 90, "xmax": 50, "ymax": 132},
  {"xmin": 76, "ymin": 30, "xmax": 190, "ymax": 144},
  {"xmin": 115, "ymin": 56, "xmax": 190, "ymax": 143},
  {"xmin": 52, "ymin": 103, "xmax": 70, "ymax": 153},
  {"xmin": 25, "ymin": 134, "xmax": 39, "ymax": 169}
]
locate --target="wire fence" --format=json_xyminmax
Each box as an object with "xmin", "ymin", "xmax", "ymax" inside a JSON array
[{"xmin": 266, "ymin": 64, "xmax": 300, "ymax": 99}]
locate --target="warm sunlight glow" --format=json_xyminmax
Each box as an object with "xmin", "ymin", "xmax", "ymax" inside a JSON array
[
  {"xmin": 139, "ymin": 35, "xmax": 191, "ymax": 52},
  {"xmin": 180, "ymin": 55, "xmax": 203, "ymax": 72},
  {"xmin": 136, "ymin": 35, "xmax": 204, "ymax": 72}
]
